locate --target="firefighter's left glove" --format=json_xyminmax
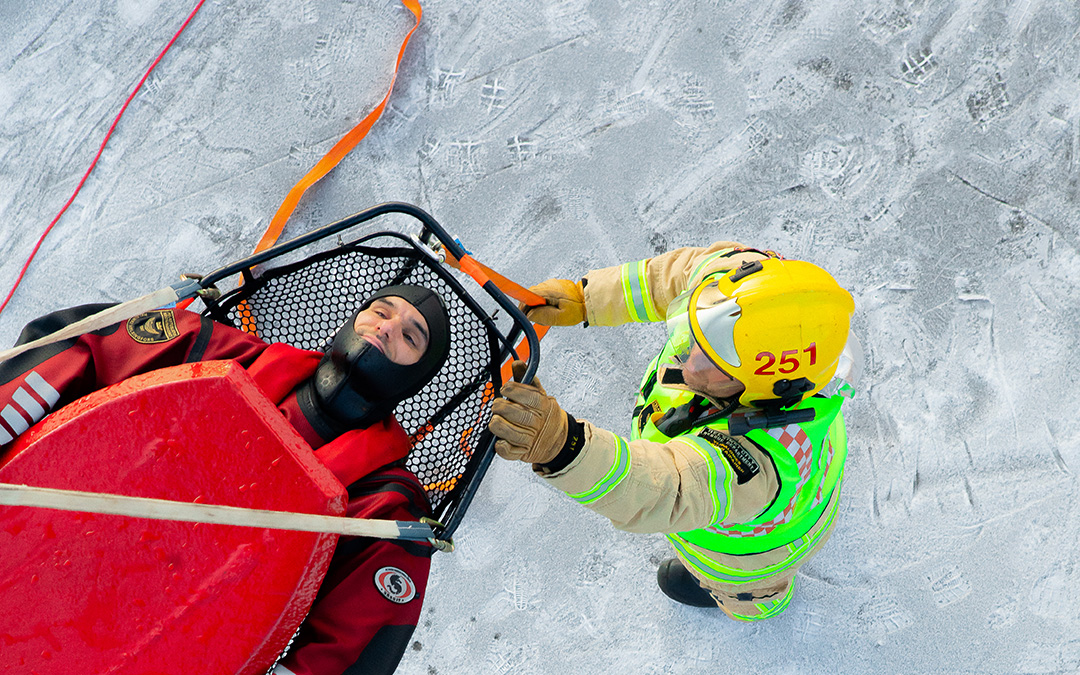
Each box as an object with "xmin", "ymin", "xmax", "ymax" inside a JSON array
[{"xmin": 489, "ymin": 365, "xmax": 568, "ymax": 465}]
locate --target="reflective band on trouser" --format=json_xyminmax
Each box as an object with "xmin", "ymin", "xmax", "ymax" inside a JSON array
[
  {"xmin": 620, "ymin": 260, "xmax": 662, "ymax": 323},
  {"xmin": 730, "ymin": 581, "xmax": 796, "ymax": 621},
  {"xmin": 675, "ymin": 435, "xmax": 732, "ymax": 525},
  {"xmin": 664, "ymin": 483, "xmax": 841, "ymax": 585},
  {"xmin": 568, "ymin": 435, "xmax": 630, "ymax": 505}
]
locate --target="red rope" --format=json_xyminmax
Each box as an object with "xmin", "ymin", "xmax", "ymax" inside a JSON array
[{"xmin": 0, "ymin": 0, "xmax": 207, "ymax": 318}]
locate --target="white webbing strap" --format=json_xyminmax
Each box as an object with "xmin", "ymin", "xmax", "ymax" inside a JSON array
[
  {"xmin": 0, "ymin": 280, "xmax": 202, "ymax": 366},
  {"xmin": 0, "ymin": 482, "xmax": 435, "ymax": 541}
]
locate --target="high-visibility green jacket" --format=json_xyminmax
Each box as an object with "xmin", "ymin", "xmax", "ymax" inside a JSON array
[{"xmin": 632, "ymin": 342, "xmax": 848, "ymax": 558}]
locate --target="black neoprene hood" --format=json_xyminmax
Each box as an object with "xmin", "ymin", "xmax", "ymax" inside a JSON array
[
  {"xmin": 306, "ymin": 284, "xmax": 451, "ymax": 433},
  {"xmin": 362, "ymin": 284, "xmax": 451, "ymax": 391}
]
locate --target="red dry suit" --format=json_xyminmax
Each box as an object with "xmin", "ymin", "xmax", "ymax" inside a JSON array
[{"xmin": 0, "ymin": 304, "xmax": 433, "ymax": 675}]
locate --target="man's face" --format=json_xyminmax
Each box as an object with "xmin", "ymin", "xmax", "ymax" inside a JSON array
[
  {"xmin": 680, "ymin": 343, "xmax": 745, "ymax": 401},
  {"xmin": 352, "ymin": 296, "xmax": 430, "ymax": 366}
]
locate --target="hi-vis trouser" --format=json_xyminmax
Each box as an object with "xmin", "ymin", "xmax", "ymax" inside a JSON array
[{"xmin": 678, "ymin": 487, "xmax": 841, "ymax": 620}]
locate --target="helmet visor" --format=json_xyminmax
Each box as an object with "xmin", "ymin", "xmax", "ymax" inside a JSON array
[
  {"xmin": 665, "ymin": 280, "xmax": 742, "ymax": 366},
  {"xmin": 661, "ymin": 283, "xmax": 744, "ymax": 402}
]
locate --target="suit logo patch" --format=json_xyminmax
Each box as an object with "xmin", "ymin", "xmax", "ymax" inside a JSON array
[
  {"xmin": 126, "ymin": 310, "xmax": 180, "ymax": 344},
  {"xmin": 375, "ymin": 566, "xmax": 416, "ymax": 604},
  {"xmin": 699, "ymin": 428, "xmax": 761, "ymax": 484}
]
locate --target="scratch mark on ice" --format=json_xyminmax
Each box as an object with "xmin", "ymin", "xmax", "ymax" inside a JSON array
[
  {"xmin": 629, "ymin": 2, "xmax": 683, "ymax": 92},
  {"xmin": 465, "ymin": 36, "xmax": 585, "ymax": 85}
]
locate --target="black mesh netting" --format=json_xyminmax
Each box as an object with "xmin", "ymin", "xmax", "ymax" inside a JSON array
[{"xmin": 203, "ymin": 234, "xmax": 506, "ymax": 518}]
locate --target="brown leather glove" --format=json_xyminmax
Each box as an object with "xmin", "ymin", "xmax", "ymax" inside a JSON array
[
  {"xmin": 522, "ymin": 278, "xmax": 585, "ymax": 326},
  {"xmin": 489, "ymin": 363, "xmax": 568, "ymax": 464}
]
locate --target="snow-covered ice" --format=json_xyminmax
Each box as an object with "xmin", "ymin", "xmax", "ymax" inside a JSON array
[{"xmin": 3, "ymin": 0, "xmax": 1080, "ymax": 672}]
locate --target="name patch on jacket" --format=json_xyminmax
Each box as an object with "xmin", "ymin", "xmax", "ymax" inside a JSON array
[
  {"xmin": 699, "ymin": 428, "xmax": 760, "ymax": 484},
  {"xmin": 126, "ymin": 311, "xmax": 180, "ymax": 344}
]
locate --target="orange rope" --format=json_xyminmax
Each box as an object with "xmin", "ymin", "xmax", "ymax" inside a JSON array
[{"xmin": 252, "ymin": 0, "xmax": 423, "ymax": 255}]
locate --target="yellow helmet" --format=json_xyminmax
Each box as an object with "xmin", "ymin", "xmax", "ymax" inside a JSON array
[{"xmin": 661, "ymin": 258, "xmax": 855, "ymax": 409}]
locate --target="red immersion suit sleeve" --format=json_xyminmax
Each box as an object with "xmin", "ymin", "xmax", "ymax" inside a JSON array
[
  {"xmin": 0, "ymin": 304, "xmax": 268, "ymax": 446},
  {"xmin": 280, "ymin": 466, "xmax": 434, "ymax": 675}
]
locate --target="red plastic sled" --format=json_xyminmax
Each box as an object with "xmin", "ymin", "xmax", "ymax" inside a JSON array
[{"xmin": 0, "ymin": 361, "xmax": 346, "ymax": 675}]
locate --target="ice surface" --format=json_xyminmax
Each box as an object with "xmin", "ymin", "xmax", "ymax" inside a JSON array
[{"xmin": 2, "ymin": 0, "xmax": 1080, "ymax": 673}]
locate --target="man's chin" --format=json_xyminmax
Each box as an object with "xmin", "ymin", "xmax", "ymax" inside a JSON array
[{"xmin": 360, "ymin": 334, "xmax": 385, "ymax": 354}]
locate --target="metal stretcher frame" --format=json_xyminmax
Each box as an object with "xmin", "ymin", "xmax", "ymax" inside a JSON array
[{"xmin": 197, "ymin": 202, "xmax": 540, "ymax": 546}]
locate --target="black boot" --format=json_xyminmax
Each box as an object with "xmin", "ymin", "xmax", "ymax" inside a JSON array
[{"xmin": 656, "ymin": 558, "xmax": 720, "ymax": 608}]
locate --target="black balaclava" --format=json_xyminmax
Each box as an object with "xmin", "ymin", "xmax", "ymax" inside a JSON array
[{"xmin": 298, "ymin": 284, "xmax": 451, "ymax": 438}]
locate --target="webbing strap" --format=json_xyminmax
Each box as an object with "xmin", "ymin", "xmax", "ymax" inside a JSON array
[
  {"xmin": 0, "ymin": 279, "xmax": 202, "ymax": 366},
  {"xmin": 0, "ymin": 482, "xmax": 435, "ymax": 541},
  {"xmin": 237, "ymin": 0, "xmax": 550, "ymax": 390},
  {"xmin": 251, "ymin": 0, "xmax": 423, "ymax": 255},
  {"xmin": 446, "ymin": 252, "xmax": 547, "ymax": 308},
  {"xmin": 440, "ymin": 250, "xmax": 551, "ymax": 384}
]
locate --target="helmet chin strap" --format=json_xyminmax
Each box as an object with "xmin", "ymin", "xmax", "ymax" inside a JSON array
[
  {"xmin": 658, "ymin": 364, "xmax": 687, "ymax": 387},
  {"xmin": 658, "ymin": 363, "xmax": 745, "ymax": 405}
]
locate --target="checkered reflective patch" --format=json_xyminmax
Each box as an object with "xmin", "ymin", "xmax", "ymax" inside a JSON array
[{"xmin": 706, "ymin": 424, "xmax": 818, "ymax": 537}]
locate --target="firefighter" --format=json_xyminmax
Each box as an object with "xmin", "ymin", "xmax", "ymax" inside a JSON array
[
  {"xmin": 0, "ymin": 285, "xmax": 450, "ymax": 674},
  {"xmin": 488, "ymin": 243, "xmax": 859, "ymax": 620}
]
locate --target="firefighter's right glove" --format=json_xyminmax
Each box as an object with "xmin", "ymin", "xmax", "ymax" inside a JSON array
[
  {"xmin": 522, "ymin": 278, "xmax": 586, "ymax": 326},
  {"xmin": 489, "ymin": 366, "xmax": 568, "ymax": 465}
]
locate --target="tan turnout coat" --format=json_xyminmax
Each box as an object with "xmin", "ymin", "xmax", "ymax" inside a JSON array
[{"xmin": 536, "ymin": 242, "xmax": 839, "ymax": 615}]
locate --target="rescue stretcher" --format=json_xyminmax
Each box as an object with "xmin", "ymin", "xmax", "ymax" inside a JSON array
[{"xmin": 0, "ymin": 203, "xmax": 540, "ymax": 674}]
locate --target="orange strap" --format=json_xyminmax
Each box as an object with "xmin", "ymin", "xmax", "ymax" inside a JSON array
[
  {"xmin": 223, "ymin": 0, "xmax": 420, "ymax": 325},
  {"xmin": 444, "ymin": 250, "xmax": 551, "ymax": 383},
  {"xmin": 238, "ymin": 0, "xmax": 550, "ymax": 387},
  {"xmin": 500, "ymin": 324, "xmax": 549, "ymax": 384},
  {"xmin": 440, "ymin": 252, "xmax": 550, "ymax": 382},
  {"xmin": 252, "ymin": 0, "xmax": 423, "ymax": 255},
  {"xmin": 444, "ymin": 251, "xmax": 548, "ymax": 308}
]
